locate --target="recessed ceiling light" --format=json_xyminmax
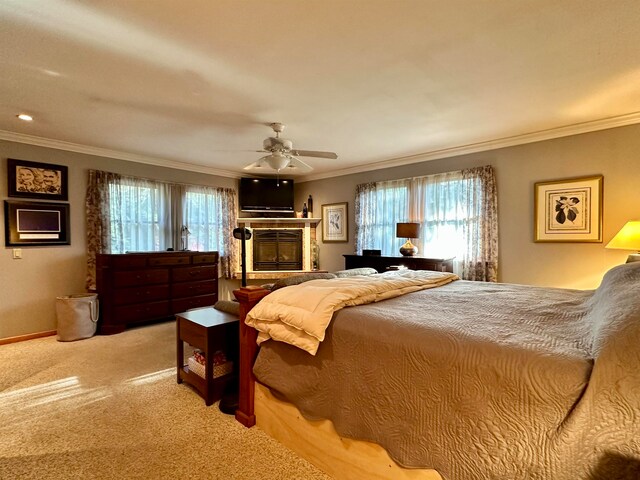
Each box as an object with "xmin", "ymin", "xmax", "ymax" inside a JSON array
[{"xmin": 17, "ymin": 114, "xmax": 33, "ymax": 122}]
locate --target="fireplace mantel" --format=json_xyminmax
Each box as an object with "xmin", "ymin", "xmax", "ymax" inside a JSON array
[
  {"xmin": 236, "ymin": 217, "xmax": 322, "ymax": 279},
  {"xmin": 237, "ymin": 217, "xmax": 321, "ymax": 225}
]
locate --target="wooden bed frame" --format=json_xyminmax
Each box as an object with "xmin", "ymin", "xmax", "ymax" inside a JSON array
[{"xmin": 233, "ymin": 286, "xmax": 442, "ymax": 480}]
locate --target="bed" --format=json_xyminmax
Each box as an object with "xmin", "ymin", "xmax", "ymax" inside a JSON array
[{"xmin": 233, "ymin": 263, "xmax": 640, "ymax": 480}]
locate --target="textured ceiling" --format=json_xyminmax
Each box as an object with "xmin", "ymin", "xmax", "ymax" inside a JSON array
[{"xmin": 1, "ymin": 0, "xmax": 640, "ymax": 180}]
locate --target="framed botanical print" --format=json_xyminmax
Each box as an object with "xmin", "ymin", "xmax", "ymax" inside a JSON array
[
  {"xmin": 4, "ymin": 200, "xmax": 71, "ymax": 246},
  {"xmin": 322, "ymin": 202, "xmax": 348, "ymax": 242},
  {"xmin": 534, "ymin": 175, "xmax": 603, "ymax": 243},
  {"xmin": 7, "ymin": 158, "xmax": 69, "ymax": 201}
]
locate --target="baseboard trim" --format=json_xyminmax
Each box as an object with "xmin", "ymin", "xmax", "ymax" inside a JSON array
[{"xmin": 0, "ymin": 330, "xmax": 57, "ymax": 345}]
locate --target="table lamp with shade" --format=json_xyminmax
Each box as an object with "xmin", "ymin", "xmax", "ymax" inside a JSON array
[
  {"xmin": 605, "ymin": 221, "xmax": 640, "ymax": 263},
  {"xmin": 396, "ymin": 222, "xmax": 420, "ymax": 256}
]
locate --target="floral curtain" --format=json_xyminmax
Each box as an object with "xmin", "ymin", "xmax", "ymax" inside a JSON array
[
  {"xmin": 85, "ymin": 170, "xmax": 119, "ymax": 290},
  {"xmin": 354, "ymin": 182, "xmax": 377, "ymax": 254},
  {"xmin": 460, "ymin": 165, "xmax": 498, "ymax": 282}
]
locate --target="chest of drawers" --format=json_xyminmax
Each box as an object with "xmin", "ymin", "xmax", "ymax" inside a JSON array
[{"xmin": 96, "ymin": 252, "xmax": 219, "ymax": 334}]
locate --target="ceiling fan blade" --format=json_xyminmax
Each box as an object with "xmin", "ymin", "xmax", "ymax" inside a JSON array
[
  {"xmin": 287, "ymin": 157, "xmax": 313, "ymax": 173},
  {"xmin": 210, "ymin": 149, "xmax": 266, "ymax": 153},
  {"xmin": 291, "ymin": 149, "xmax": 338, "ymax": 159},
  {"xmin": 243, "ymin": 159, "xmax": 265, "ymax": 170}
]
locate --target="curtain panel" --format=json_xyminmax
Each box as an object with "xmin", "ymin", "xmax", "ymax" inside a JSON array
[
  {"xmin": 86, "ymin": 170, "xmax": 120, "ymax": 290},
  {"xmin": 354, "ymin": 182, "xmax": 377, "ymax": 254},
  {"xmin": 460, "ymin": 165, "xmax": 498, "ymax": 282}
]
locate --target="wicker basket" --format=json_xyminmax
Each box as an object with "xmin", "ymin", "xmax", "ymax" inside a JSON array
[{"xmin": 187, "ymin": 356, "xmax": 233, "ymax": 379}]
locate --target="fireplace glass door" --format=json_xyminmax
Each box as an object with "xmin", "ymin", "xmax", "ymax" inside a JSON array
[{"xmin": 253, "ymin": 230, "xmax": 303, "ymax": 271}]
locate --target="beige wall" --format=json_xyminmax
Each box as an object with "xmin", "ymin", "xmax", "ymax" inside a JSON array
[
  {"xmin": 296, "ymin": 124, "xmax": 640, "ymax": 289},
  {"xmin": 0, "ymin": 141, "xmax": 236, "ymax": 339}
]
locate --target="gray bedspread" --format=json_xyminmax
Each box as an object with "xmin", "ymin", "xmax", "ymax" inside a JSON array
[{"xmin": 253, "ymin": 262, "xmax": 640, "ymax": 479}]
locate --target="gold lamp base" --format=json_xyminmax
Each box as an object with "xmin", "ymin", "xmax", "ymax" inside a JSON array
[{"xmin": 399, "ymin": 240, "xmax": 418, "ymax": 257}]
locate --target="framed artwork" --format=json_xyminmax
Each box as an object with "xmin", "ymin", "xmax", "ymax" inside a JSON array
[
  {"xmin": 322, "ymin": 202, "xmax": 348, "ymax": 243},
  {"xmin": 4, "ymin": 200, "xmax": 71, "ymax": 246},
  {"xmin": 534, "ymin": 175, "xmax": 603, "ymax": 243},
  {"xmin": 7, "ymin": 158, "xmax": 69, "ymax": 201}
]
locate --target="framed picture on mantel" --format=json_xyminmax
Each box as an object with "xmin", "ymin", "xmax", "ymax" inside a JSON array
[{"xmin": 322, "ymin": 202, "xmax": 348, "ymax": 242}]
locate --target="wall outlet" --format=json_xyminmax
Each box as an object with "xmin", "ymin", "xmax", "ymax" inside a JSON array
[{"xmin": 12, "ymin": 249, "xmax": 22, "ymax": 259}]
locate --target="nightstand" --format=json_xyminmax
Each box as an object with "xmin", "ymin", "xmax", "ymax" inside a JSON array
[{"xmin": 176, "ymin": 307, "xmax": 239, "ymax": 406}]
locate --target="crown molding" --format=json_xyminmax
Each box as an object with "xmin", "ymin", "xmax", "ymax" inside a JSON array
[
  {"xmin": 2, "ymin": 111, "xmax": 640, "ymax": 183},
  {"xmin": 298, "ymin": 111, "xmax": 640, "ymax": 182},
  {"xmin": 0, "ymin": 130, "xmax": 242, "ymax": 179}
]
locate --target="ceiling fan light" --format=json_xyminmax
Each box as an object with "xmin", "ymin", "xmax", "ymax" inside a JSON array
[{"xmin": 264, "ymin": 153, "xmax": 290, "ymax": 171}]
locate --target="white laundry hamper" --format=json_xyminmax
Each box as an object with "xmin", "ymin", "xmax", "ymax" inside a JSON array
[{"xmin": 56, "ymin": 294, "xmax": 99, "ymax": 342}]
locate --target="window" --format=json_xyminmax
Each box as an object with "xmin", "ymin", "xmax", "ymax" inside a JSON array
[
  {"xmin": 355, "ymin": 166, "xmax": 498, "ymax": 281},
  {"xmin": 183, "ymin": 186, "xmax": 230, "ymax": 252},
  {"xmin": 86, "ymin": 170, "xmax": 237, "ymax": 290},
  {"xmin": 355, "ymin": 180, "xmax": 410, "ymax": 256},
  {"xmin": 108, "ymin": 180, "xmax": 171, "ymax": 253}
]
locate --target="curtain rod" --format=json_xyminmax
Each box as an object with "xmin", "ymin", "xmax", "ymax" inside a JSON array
[{"xmin": 90, "ymin": 168, "xmax": 237, "ymax": 192}]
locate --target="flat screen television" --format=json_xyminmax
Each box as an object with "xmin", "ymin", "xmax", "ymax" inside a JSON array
[{"xmin": 239, "ymin": 177, "xmax": 294, "ymax": 213}]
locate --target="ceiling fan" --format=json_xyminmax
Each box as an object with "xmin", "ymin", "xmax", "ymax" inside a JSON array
[{"xmin": 243, "ymin": 123, "xmax": 338, "ymax": 173}]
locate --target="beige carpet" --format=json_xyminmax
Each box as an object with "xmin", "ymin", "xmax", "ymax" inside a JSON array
[{"xmin": 0, "ymin": 322, "xmax": 330, "ymax": 479}]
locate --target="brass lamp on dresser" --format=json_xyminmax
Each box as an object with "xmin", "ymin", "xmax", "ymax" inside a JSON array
[{"xmin": 96, "ymin": 251, "xmax": 219, "ymax": 334}]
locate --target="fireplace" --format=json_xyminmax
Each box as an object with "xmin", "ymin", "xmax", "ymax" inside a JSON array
[
  {"xmin": 253, "ymin": 229, "xmax": 303, "ymax": 271},
  {"xmin": 236, "ymin": 217, "xmax": 320, "ymax": 279}
]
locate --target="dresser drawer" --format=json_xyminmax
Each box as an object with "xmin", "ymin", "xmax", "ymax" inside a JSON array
[
  {"xmin": 148, "ymin": 255, "xmax": 191, "ymax": 266},
  {"xmin": 114, "ymin": 285, "xmax": 170, "ymax": 306},
  {"xmin": 114, "ymin": 269, "xmax": 169, "ymax": 287},
  {"xmin": 172, "ymin": 266, "xmax": 217, "ymax": 283},
  {"xmin": 192, "ymin": 253, "xmax": 219, "ymax": 265},
  {"xmin": 115, "ymin": 300, "xmax": 170, "ymax": 323},
  {"xmin": 172, "ymin": 294, "xmax": 218, "ymax": 314},
  {"xmin": 171, "ymin": 280, "xmax": 217, "ymax": 299},
  {"xmin": 111, "ymin": 255, "xmax": 147, "ymax": 269}
]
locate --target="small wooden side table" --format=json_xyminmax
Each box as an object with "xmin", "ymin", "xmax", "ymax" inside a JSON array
[{"xmin": 176, "ymin": 307, "xmax": 239, "ymax": 406}]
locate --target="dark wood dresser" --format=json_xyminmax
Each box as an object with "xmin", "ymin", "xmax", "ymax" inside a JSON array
[
  {"xmin": 96, "ymin": 251, "xmax": 219, "ymax": 334},
  {"xmin": 343, "ymin": 254, "xmax": 454, "ymax": 273}
]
